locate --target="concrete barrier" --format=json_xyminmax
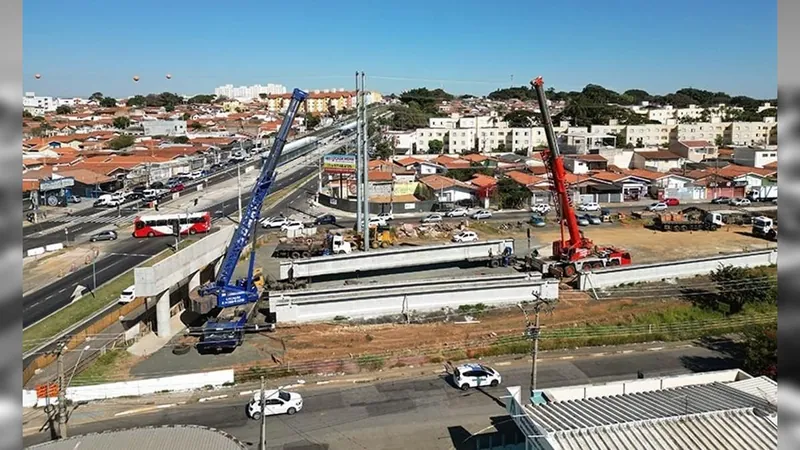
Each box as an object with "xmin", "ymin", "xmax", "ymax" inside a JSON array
[
  {"xmin": 279, "ymin": 239, "xmax": 516, "ymax": 280},
  {"xmin": 22, "ymin": 390, "xmax": 37, "ymax": 408},
  {"xmin": 40, "ymin": 369, "xmax": 235, "ymax": 405},
  {"xmin": 270, "ymin": 273, "xmax": 558, "ymax": 322},
  {"xmin": 577, "ymin": 249, "xmax": 777, "ymax": 291},
  {"xmin": 26, "ymin": 247, "xmax": 45, "ymax": 257},
  {"xmin": 45, "ymin": 243, "xmax": 64, "ymax": 252}
]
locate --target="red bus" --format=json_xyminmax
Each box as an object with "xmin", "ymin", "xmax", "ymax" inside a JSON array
[{"xmin": 132, "ymin": 212, "xmax": 212, "ymax": 238}]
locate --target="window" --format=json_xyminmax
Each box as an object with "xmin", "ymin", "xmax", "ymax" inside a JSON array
[
  {"xmin": 278, "ymin": 391, "xmax": 291, "ymax": 402},
  {"xmin": 265, "ymin": 399, "xmax": 283, "ymax": 406}
]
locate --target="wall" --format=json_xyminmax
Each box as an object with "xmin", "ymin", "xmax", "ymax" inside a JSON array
[
  {"xmin": 318, "ymin": 192, "xmax": 436, "ymax": 214},
  {"xmin": 578, "ymin": 249, "xmax": 777, "ymax": 290}
]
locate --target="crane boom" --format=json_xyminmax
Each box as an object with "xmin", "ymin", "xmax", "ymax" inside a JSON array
[{"xmin": 199, "ymin": 88, "xmax": 308, "ymax": 307}]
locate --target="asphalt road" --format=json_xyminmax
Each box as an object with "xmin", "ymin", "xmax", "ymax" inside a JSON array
[{"xmin": 22, "ymin": 345, "xmax": 742, "ymax": 449}]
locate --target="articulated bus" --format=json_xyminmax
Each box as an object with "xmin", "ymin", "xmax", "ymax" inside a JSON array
[{"xmin": 132, "ymin": 212, "xmax": 212, "ymax": 238}]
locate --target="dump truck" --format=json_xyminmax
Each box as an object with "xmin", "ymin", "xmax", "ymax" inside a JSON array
[
  {"xmin": 752, "ymin": 216, "xmax": 777, "ymax": 241},
  {"xmin": 652, "ymin": 209, "xmax": 725, "ymax": 232},
  {"xmin": 271, "ymin": 233, "xmax": 353, "ymax": 259},
  {"xmin": 747, "ymin": 185, "xmax": 778, "ymax": 202}
]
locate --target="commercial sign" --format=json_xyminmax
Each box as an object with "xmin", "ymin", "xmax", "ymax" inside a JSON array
[
  {"xmin": 39, "ymin": 177, "xmax": 74, "ymax": 192},
  {"xmin": 323, "ymin": 154, "xmax": 357, "ymax": 174}
]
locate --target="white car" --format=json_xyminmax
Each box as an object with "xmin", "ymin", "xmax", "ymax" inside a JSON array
[
  {"xmin": 246, "ymin": 390, "xmax": 303, "ymax": 420},
  {"xmin": 471, "ymin": 210, "xmax": 492, "ymax": 220},
  {"xmin": 647, "ymin": 202, "xmax": 668, "ymax": 212},
  {"xmin": 374, "ymin": 212, "xmax": 394, "ymax": 222},
  {"xmin": 577, "ymin": 202, "xmax": 600, "ymax": 212},
  {"xmin": 531, "ymin": 204, "xmax": 551, "ymax": 215},
  {"xmin": 261, "ymin": 216, "xmax": 290, "ymax": 228},
  {"xmin": 453, "ymin": 363, "xmax": 502, "ymax": 390},
  {"xmin": 368, "ymin": 217, "xmax": 387, "ymax": 227},
  {"xmin": 731, "ymin": 198, "xmax": 751, "ymax": 207},
  {"xmin": 118, "ymin": 285, "xmax": 135, "ymax": 304},
  {"xmin": 189, "ymin": 169, "xmax": 204, "ymax": 179},
  {"xmin": 421, "ymin": 214, "xmax": 443, "ymax": 223},
  {"xmin": 445, "ymin": 208, "xmax": 469, "ymax": 218},
  {"xmin": 452, "ymin": 231, "xmax": 478, "ymax": 243},
  {"xmin": 281, "ymin": 221, "xmax": 305, "ymax": 232}
]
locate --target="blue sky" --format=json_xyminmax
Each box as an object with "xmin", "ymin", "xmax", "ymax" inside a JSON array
[{"xmin": 23, "ymin": 0, "xmax": 777, "ymax": 99}]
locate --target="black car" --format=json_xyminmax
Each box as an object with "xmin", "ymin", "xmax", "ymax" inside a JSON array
[
  {"xmin": 90, "ymin": 230, "xmax": 118, "ymax": 242},
  {"xmin": 711, "ymin": 196, "xmax": 731, "ymax": 204},
  {"xmin": 132, "ymin": 186, "xmax": 147, "ymax": 193},
  {"xmin": 209, "ymin": 163, "xmax": 223, "ymax": 172},
  {"xmin": 314, "ymin": 214, "xmax": 337, "ymax": 225},
  {"xmin": 126, "ymin": 192, "xmax": 145, "ymax": 201},
  {"xmin": 93, "ymin": 199, "xmax": 106, "ymax": 208},
  {"xmin": 149, "ymin": 181, "xmax": 166, "ymax": 190}
]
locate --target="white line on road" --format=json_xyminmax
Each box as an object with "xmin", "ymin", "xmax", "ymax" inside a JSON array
[
  {"xmin": 198, "ymin": 395, "xmax": 228, "ymax": 402},
  {"xmin": 495, "ymin": 362, "xmax": 512, "ymax": 366},
  {"xmin": 559, "ymin": 356, "xmax": 574, "ymax": 360},
  {"xmin": 114, "ymin": 403, "xmax": 176, "ymax": 417},
  {"xmin": 622, "ymin": 350, "xmax": 634, "ymax": 354},
  {"xmin": 648, "ymin": 347, "xmax": 664, "ymax": 351}
]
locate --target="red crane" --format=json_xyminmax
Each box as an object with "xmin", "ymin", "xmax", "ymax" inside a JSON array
[{"xmin": 530, "ymin": 76, "xmax": 632, "ymax": 277}]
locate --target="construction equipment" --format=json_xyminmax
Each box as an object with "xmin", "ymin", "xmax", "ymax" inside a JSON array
[
  {"xmin": 652, "ymin": 209, "xmax": 724, "ymax": 232},
  {"xmin": 530, "ymin": 77, "xmax": 632, "ymax": 278},
  {"xmin": 271, "ymin": 233, "xmax": 353, "ymax": 259},
  {"xmin": 191, "ymin": 88, "xmax": 308, "ymax": 353},
  {"xmin": 752, "ymin": 216, "xmax": 777, "ymax": 241}
]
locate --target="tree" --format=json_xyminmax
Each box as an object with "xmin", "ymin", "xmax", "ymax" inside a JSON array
[
  {"xmin": 172, "ymin": 136, "xmax": 190, "ymax": 144},
  {"xmin": 188, "ymin": 94, "xmax": 215, "ymax": 104},
  {"xmin": 389, "ymin": 104, "xmax": 429, "ymax": 130},
  {"xmin": 99, "ymin": 97, "xmax": 117, "ymax": 108},
  {"xmin": 31, "ymin": 123, "xmax": 53, "ymax": 137},
  {"xmin": 165, "ymin": 104, "xmax": 175, "ymax": 112},
  {"xmin": 182, "ymin": 112, "xmax": 191, "ymax": 120},
  {"xmin": 374, "ymin": 140, "xmax": 394, "ymax": 160},
  {"xmin": 214, "ymin": 95, "xmax": 231, "ymax": 104},
  {"xmin": 258, "ymin": 93, "xmax": 267, "ymax": 100},
  {"xmin": 126, "ymin": 95, "xmax": 146, "ymax": 107},
  {"xmin": 107, "ymin": 134, "xmax": 135, "ymax": 150},
  {"xmin": 427, "ymin": 139, "xmax": 443, "ymax": 154},
  {"xmin": 305, "ymin": 114, "xmax": 321, "ymax": 129},
  {"xmin": 495, "ymin": 177, "xmax": 531, "ymax": 209},
  {"xmin": 707, "ymin": 265, "xmax": 775, "ymax": 314},
  {"xmin": 742, "ymin": 324, "xmax": 777, "ymax": 379},
  {"xmin": 399, "ymin": 88, "xmax": 453, "ymax": 114},
  {"xmin": 113, "ymin": 116, "xmax": 132, "ymax": 129},
  {"xmin": 55, "ymin": 105, "xmax": 72, "ymax": 115},
  {"xmin": 22, "ymin": 110, "xmax": 32, "ymax": 118},
  {"xmin": 496, "ymin": 142, "xmax": 507, "ymax": 153},
  {"xmin": 714, "ymin": 135, "xmax": 724, "ymax": 147},
  {"xmin": 189, "ymin": 122, "xmax": 205, "ymax": 130},
  {"xmin": 487, "ymin": 86, "xmax": 534, "ymax": 101},
  {"xmin": 89, "ymin": 92, "xmax": 104, "ymax": 102},
  {"xmin": 503, "ymin": 110, "xmax": 539, "ymax": 127}
]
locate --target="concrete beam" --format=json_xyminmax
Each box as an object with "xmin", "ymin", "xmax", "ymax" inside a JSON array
[{"xmin": 155, "ymin": 290, "xmax": 171, "ymax": 337}]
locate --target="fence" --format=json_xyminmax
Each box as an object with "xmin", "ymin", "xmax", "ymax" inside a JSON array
[{"xmin": 318, "ymin": 192, "xmax": 437, "ymax": 214}]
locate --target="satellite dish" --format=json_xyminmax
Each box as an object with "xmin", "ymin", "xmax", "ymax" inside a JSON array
[
  {"xmin": 34, "ymin": 73, "xmax": 41, "ymax": 79},
  {"xmin": 166, "ymin": 73, "xmax": 172, "ymax": 79},
  {"xmin": 133, "ymin": 75, "xmax": 140, "ymax": 82}
]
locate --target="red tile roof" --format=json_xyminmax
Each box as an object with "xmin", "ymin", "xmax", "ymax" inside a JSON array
[
  {"xmin": 462, "ymin": 153, "xmax": 490, "ymax": 163},
  {"xmin": 716, "ymin": 163, "xmax": 776, "ymax": 178},
  {"xmin": 395, "ymin": 157, "xmax": 421, "ymax": 167},
  {"xmin": 434, "ymin": 155, "xmax": 471, "ymax": 169},
  {"xmin": 635, "ymin": 150, "xmax": 682, "ymax": 160},
  {"xmin": 418, "ymin": 174, "xmax": 476, "ymax": 191},
  {"xmin": 679, "ymin": 140, "xmax": 714, "ymax": 148},
  {"xmin": 574, "ymin": 154, "xmax": 608, "ymax": 162},
  {"xmin": 368, "ymin": 170, "xmax": 394, "ymax": 182},
  {"xmin": 506, "ymin": 170, "xmax": 545, "ymax": 186},
  {"xmin": 763, "ymin": 161, "xmax": 777, "ymax": 170},
  {"xmin": 469, "ymin": 173, "xmax": 497, "ymax": 188}
]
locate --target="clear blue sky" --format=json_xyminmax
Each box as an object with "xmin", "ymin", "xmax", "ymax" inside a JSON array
[{"xmin": 23, "ymin": 0, "xmax": 777, "ymax": 99}]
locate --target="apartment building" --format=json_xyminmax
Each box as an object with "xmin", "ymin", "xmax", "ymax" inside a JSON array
[
  {"xmin": 429, "ymin": 117, "xmax": 459, "ymax": 128},
  {"xmin": 726, "ymin": 120, "xmax": 776, "ymax": 146},
  {"xmin": 621, "ymin": 124, "xmax": 672, "ymax": 146},
  {"xmin": 510, "ymin": 127, "xmax": 547, "ymax": 154},
  {"xmin": 558, "ymin": 130, "xmax": 616, "ymax": 155},
  {"xmin": 448, "ymin": 128, "xmax": 477, "ymax": 153},
  {"xmin": 414, "ymin": 128, "xmax": 450, "ymax": 153},
  {"xmin": 733, "ymin": 147, "xmax": 778, "ymax": 168},
  {"xmin": 673, "ymin": 121, "xmax": 727, "ymax": 145},
  {"xmin": 263, "ymin": 90, "xmax": 382, "ymax": 114}
]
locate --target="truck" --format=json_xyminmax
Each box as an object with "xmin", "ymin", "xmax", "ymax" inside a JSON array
[
  {"xmin": 191, "ymin": 88, "xmax": 308, "ymax": 354},
  {"xmin": 271, "ymin": 233, "xmax": 353, "ymax": 259},
  {"xmin": 652, "ymin": 210, "xmax": 724, "ymax": 232},
  {"xmin": 752, "ymin": 216, "xmax": 777, "ymax": 241},
  {"xmin": 747, "ymin": 186, "xmax": 777, "ymax": 202}
]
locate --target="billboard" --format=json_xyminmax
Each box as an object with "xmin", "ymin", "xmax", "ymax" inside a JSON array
[{"xmin": 323, "ymin": 154, "xmax": 357, "ymax": 174}]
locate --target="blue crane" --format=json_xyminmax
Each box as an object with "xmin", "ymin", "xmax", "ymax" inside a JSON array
[{"xmin": 195, "ymin": 88, "xmax": 308, "ymax": 352}]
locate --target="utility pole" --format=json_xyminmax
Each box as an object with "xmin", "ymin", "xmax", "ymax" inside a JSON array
[
  {"xmin": 355, "ymin": 71, "xmax": 363, "ymax": 233},
  {"xmin": 56, "ymin": 343, "xmax": 67, "ymax": 439},
  {"xmin": 518, "ymin": 294, "xmax": 556, "ymax": 404},
  {"xmin": 237, "ymin": 162, "xmax": 243, "ymax": 222},
  {"xmin": 361, "ymin": 72, "xmax": 370, "ymax": 251},
  {"xmin": 259, "ymin": 376, "xmax": 267, "ymax": 450}
]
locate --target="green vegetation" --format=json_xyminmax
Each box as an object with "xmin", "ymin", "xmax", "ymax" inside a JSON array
[
  {"xmin": 494, "ymin": 177, "xmax": 531, "ymax": 209},
  {"xmin": 457, "ymin": 303, "xmax": 487, "ymax": 314},
  {"xmin": 89, "ymin": 92, "xmax": 104, "ymax": 102},
  {"xmin": 107, "ymin": 134, "xmax": 135, "ymax": 150},
  {"xmin": 55, "ymin": 105, "xmax": 72, "ymax": 115},
  {"xmin": 356, "ymin": 355, "xmax": 385, "ymax": 371},
  {"xmin": 696, "ymin": 265, "xmax": 777, "ymax": 314},
  {"xmin": 427, "ymin": 139, "xmax": 443, "ymax": 154},
  {"xmin": 99, "ymin": 97, "xmax": 117, "ymax": 108},
  {"xmin": 742, "ymin": 323, "xmax": 777, "ymax": 379},
  {"xmin": 22, "ymin": 270, "xmax": 135, "ymax": 352},
  {"xmin": 503, "ymin": 110, "xmax": 539, "ymax": 127},
  {"xmin": 112, "ymin": 116, "xmax": 131, "ymax": 130},
  {"xmin": 71, "ymin": 349, "xmax": 129, "ymax": 385}
]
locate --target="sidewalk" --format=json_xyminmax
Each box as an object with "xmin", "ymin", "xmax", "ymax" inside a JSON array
[{"xmin": 127, "ymin": 313, "xmax": 187, "ymax": 357}]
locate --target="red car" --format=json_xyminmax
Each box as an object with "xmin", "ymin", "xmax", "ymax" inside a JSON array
[
  {"xmin": 170, "ymin": 183, "xmax": 185, "ymax": 193},
  {"xmin": 664, "ymin": 198, "xmax": 680, "ymax": 206}
]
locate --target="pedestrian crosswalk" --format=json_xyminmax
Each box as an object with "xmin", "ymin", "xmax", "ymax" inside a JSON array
[{"xmin": 47, "ymin": 213, "xmax": 137, "ymax": 226}]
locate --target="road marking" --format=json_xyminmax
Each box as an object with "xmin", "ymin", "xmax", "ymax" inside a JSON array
[
  {"xmin": 198, "ymin": 395, "xmax": 228, "ymax": 402},
  {"xmin": 622, "ymin": 350, "xmax": 634, "ymax": 354},
  {"xmin": 590, "ymin": 353, "xmax": 606, "ymax": 357},
  {"xmin": 239, "ymin": 390, "xmax": 255, "ymax": 396},
  {"xmin": 648, "ymin": 347, "xmax": 664, "ymax": 351},
  {"xmin": 114, "ymin": 403, "xmax": 176, "ymax": 417},
  {"xmin": 316, "ymin": 381, "xmax": 331, "ymax": 385},
  {"xmin": 559, "ymin": 356, "xmax": 574, "ymax": 360},
  {"xmin": 495, "ymin": 362, "xmax": 512, "ymax": 366}
]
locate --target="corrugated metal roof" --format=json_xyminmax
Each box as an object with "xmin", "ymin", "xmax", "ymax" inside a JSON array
[
  {"xmin": 26, "ymin": 425, "xmax": 247, "ymax": 450},
  {"xmin": 726, "ymin": 376, "xmax": 777, "ymax": 405},
  {"xmin": 525, "ymin": 382, "xmax": 775, "ymax": 433},
  {"xmin": 544, "ymin": 408, "xmax": 777, "ymax": 450}
]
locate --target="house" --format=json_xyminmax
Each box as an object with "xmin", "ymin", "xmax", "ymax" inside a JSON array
[
  {"xmin": 590, "ymin": 169, "xmax": 656, "ymax": 201},
  {"xmin": 715, "ymin": 164, "xmax": 777, "ymax": 190},
  {"xmin": 462, "ymin": 153, "xmax": 498, "ymax": 168},
  {"xmin": 417, "ymin": 174, "xmax": 477, "ymax": 203},
  {"xmin": 648, "ymin": 173, "xmax": 705, "ymax": 201},
  {"xmin": 733, "ymin": 146, "xmax": 777, "ymax": 168},
  {"xmin": 434, "ymin": 155, "xmax": 471, "ymax": 170},
  {"xmin": 669, "ymin": 140, "xmax": 718, "ymax": 163},
  {"xmin": 563, "ymin": 154, "xmax": 608, "ymax": 175},
  {"xmin": 631, "ymin": 150, "xmax": 684, "ymax": 173}
]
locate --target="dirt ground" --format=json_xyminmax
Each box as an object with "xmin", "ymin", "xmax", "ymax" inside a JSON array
[{"xmin": 23, "ymin": 244, "xmax": 107, "ymax": 294}]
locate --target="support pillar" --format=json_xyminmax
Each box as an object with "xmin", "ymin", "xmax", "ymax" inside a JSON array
[
  {"xmin": 156, "ymin": 290, "xmax": 171, "ymax": 337},
  {"xmin": 189, "ymin": 270, "xmax": 201, "ymax": 291}
]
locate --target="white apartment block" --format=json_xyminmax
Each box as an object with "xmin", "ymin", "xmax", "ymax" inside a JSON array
[
  {"xmin": 673, "ymin": 122, "xmax": 728, "ymax": 144},
  {"xmin": 726, "ymin": 120, "xmax": 776, "ymax": 146},
  {"xmin": 757, "ymin": 102, "xmax": 777, "ymax": 114},
  {"xmin": 414, "ymin": 128, "xmax": 449, "ymax": 153},
  {"xmin": 214, "ymin": 83, "xmax": 287, "ymax": 100},
  {"xmin": 621, "ymin": 124, "xmax": 673, "ymax": 146},
  {"xmin": 449, "ymin": 128, "xmax": 477, "ymax": 153},
  {"xmin": 429, "ymin": 117, "xmax": 459, "ymax": 128}
]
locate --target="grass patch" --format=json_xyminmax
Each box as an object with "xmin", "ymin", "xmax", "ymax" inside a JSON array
[
  {"xmin": 23, "ymin": 270, "xmax": 135, "ymax": 352},
  {"xmin": 71, "ymin": 349, "xmax": 129, "ymax": 385},
  {"xmin": 356, "ymin": 355, "xmax": 385, "ymax": 371}
]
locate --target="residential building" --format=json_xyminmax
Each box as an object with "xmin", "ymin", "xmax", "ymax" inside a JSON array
[
  {"xmin": 263, "ymin": 90, "xmax": 381, "ymax": 114},
  {"xmin": 448, "ymin": 128, "xmax": 477, "ymax": 153},
  {"xmin": 563, "ymin": 154, "xmax": 608, "ymax": 174},
  {"xmin": 414, "ymin": 128, "xmax": 450, "ymax": 154},
  {"xmin": 510, "ymin": 127, "xmax": 547, "ymax": 154},
  {"xmin": 461, "ymin": 153, "xmax": 498, "ymax": 168},
  {"xmin": 143, "ymin": 120, "xmax": 187, "ymax": 137},
  {"xmin": 506, "ymin": 369, "xmax": 776, "ymax": 450},
  {"xmin": 649, "ymin": 173, "xmax": 706, "ymax": 201},
  {"xmin": 669, "ymin": 140, "xmax": 718, "ymax": 162},
  {"xmin": 726, "ymin": 120, "xmax": 777, "ymax": 146},
  {"xmin": 558, "ymin": 130, "xmax": 616, "ymax": 155},
  {"xmin": 214, "ymin": 83, "xmax": 287, "ymax": 100},
  {"xmin": 631, "ymin": 150, "xmax": 684, "ymax": 173},
  {"xmin": 715, "ymin": 163, "xmax": 777, "ymax": 190},
  {"xmin": 417, "ymin": 174, "xmax": 476, "ymax": 203},
  {"xmin": 385, "ymin": 131, "xmax": 415, "ymax": 155},
  {"xmin": 590, "ymin": 169, "xmax": 658, "ymax": 200},
  {"xmin": 429, "ymin": 116, "xmax": 459, "ymax": 129},
  {"xmin": 621, "ymin": 124, "xmax": 672, "ymax": 147},
  {"xmin": 733, "ymin": 146, "xmax": 778, "ymax": 168},
  {"xmin": 672, "ymin": 121, "xmax": 728, "ymax": 145},
  {"xmin": 590, "ymin": 121, "xmax": 627, "ymax": 139}
]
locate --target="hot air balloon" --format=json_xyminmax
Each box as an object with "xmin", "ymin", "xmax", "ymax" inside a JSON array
[
  {"xmin": 133, "ymin": 75, "xmax": 140, "ymax": 82},
  {"xmin": 34, "ymin": 73, "xmax": 41, "ymax": 79},
  {"xmin": 165, "ymin": 73, "xmax": 172, "ymax": 79}
]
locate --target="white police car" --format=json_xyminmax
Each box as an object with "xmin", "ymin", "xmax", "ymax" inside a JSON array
[
  {"xmin": 453, "ymin": 363, "xmax": 502, "ymax": 390},
  {"xmin": 246, "ymin": 390, "xmax": 303, "ymax": 420}
]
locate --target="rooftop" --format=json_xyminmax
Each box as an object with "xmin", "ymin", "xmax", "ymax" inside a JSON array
[
  {"xmin": 635, "ymin": 150, "xmax": 682, "ymax": 160},
  {"xmin": 418, "ymin": 174, "xmax": 476, "ymax": 191},
  {"xmin": 679, "ymin": 140, "xmax": 715, "ymax": 148},
  {"xmin": 27, "ymin": 425, "xmax": 247, "ymax": 450}
]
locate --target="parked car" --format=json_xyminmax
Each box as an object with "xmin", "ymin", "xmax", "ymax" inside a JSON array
[
  {"xmin": 531, "ymin": 203, "xmax": 551, "ymax": 215},
  {"xmin": 314, "ymin": 214, "xmax": 337, "ymax": 225},
  {"xmin": 452, "ymin": 363, "xmax": 502, "ymax": 391},
  {"xmin": 581, "ymin": 214, "xmax": 602, "ymax": 225},
  {"xmin": 577, "ymin": 202, "xmax": 600, "ymax": 212},
  {"xmin": 246, "ymin": 390, "xmax": 303, "ymax": 420},
  {"xmin": 118, "ymin": 285, "xmax": 135, "ymax": 304},
  {"xmin": 530, "ymin": 215, "xmax": 546, "ymax": 227},
  {"xmin": 452, "ymin": 230, "xmax": 479, "ymax": 243},
  {"xmin": 663, "ymin": 198, "xmax": 680, "ymax": 206},
  {"xmin": 126, "ymin": 192, "xmax": 145, "ymax": 201},
  {"xmin": 149, "ymin": 181, "xmax": 166, "ymax": 190},
  {"xmin": 281, "ymin": 221, "xmax": 305, "ymax": 232},
  {"xmin": 368, "ymin": 217, "xmax": 388, "ymax": 227},
  {"xmin": 421, "ymin": 214, "xmax": 443, "ymax": 224},
  {"xmin": 710, "ymin": 196, "xmax": 731, "ymax": 204},
  {"xmin": 169, "ymin": 183, "xmax": 185, "ymax": 193},
  {"xmin": 374, "ymin": 212, "xmax": 394, "ymax": 222},
  {"xmin": 209, "ymin": 163, "xmax": 223, "ymax": 172},
  {"xmin": 445, "ymin": 208, "xmax": 469, "ymax": 218},
  {"xmin": 647, "ymin": 202, "xmax": 668, "ymax": 212},
  {"xmin": 731, "ymin": 198, "xmax": 751, "ymax": 207},
  {"xmin": 68, "ymin": 195, "xmax": 82, "ymax": 204},
  {"xmin": 190, "ymin": 169, "xmax": 205, "ymax": 179},
  {"xmin": 471, "ymin": 210, "xmax": 493, "ymax": 220},
  {"xmin": 261, "ymin": 216, "xmax": 289, "ymax": 229},
  {"xmin": 90, "ymin": 230, "xmax": 118, "ymax": 242},
  {"xmin": 574, "ymin": 215, "xmax": 590, "ymax": 226}
]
